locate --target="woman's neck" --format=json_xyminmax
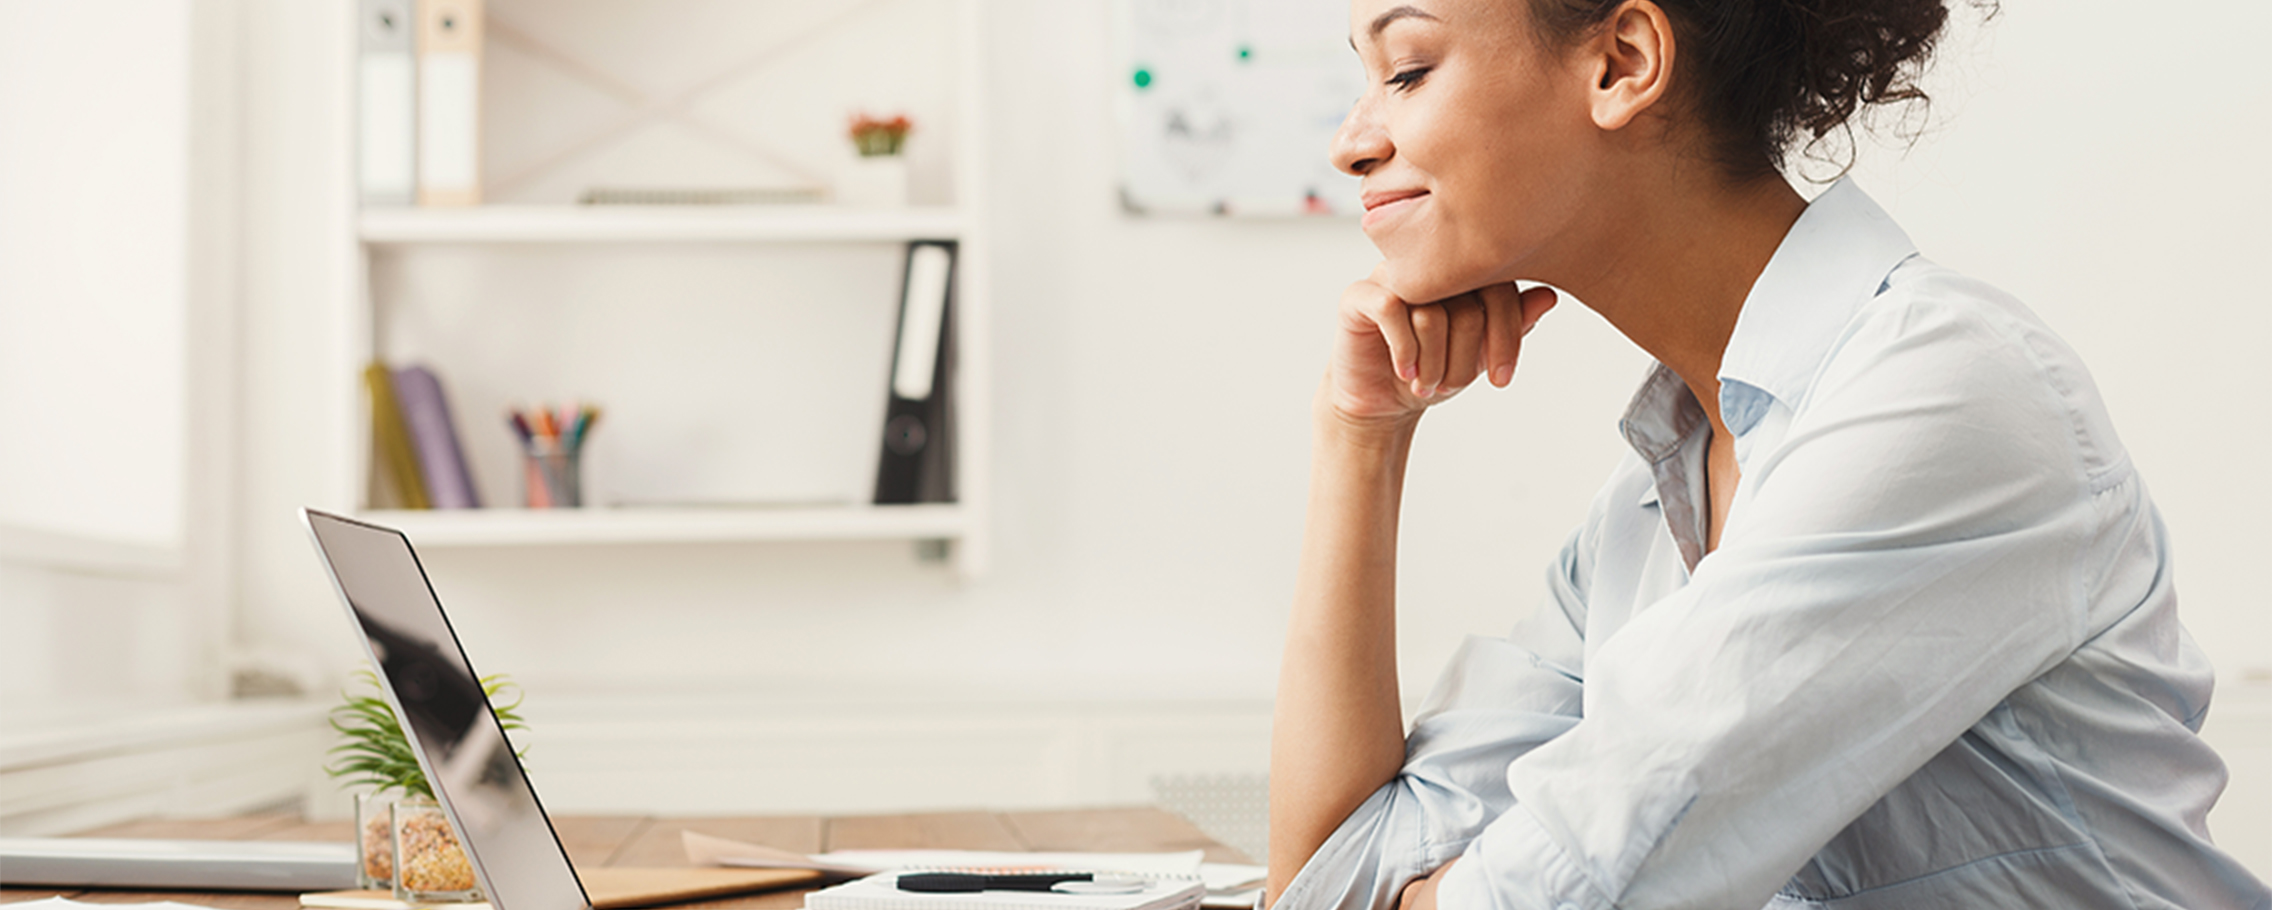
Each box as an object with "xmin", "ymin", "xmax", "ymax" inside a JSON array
[{"xmin": 1563, "ymin": 171, "xmax": 1808, "ymax": 431}]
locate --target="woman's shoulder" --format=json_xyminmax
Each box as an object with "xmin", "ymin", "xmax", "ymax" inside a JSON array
[
  {"xmin": 1847, "ymin": 262, "xmax": 2052, "ymax": 387},
  {"xmin": 1841, "ymin": 256, "xmax": 2055, "ymax": 355},
  {"xmin": 1811, "ymin": 257, "xmax": 2133, "ymax": 486}
]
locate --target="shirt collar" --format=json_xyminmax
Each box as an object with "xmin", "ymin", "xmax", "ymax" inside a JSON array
[
  {"xmin": 1621, "ymin": 178, "xmax": 1916, "ymax": 507},
  {"xmin": 1622, "ymin": 364, "xmax": 1704, "ymax": 508},
  {"xmin": 1714, "ymin": 178, "xmax": 1918, "ymax": 435}
]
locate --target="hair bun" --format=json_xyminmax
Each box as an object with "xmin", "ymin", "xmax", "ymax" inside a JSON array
[
  {"xmin": 1530, "ymin": 0, "xmax": 1988, "ymax": 176},
  {"xmin": 1773, "ymin": 0, "xmax": 1954, "ymax": 158}
]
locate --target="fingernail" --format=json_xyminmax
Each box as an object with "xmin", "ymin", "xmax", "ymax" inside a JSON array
[{"xmin": 1494, "ymin": 365, "xmax": 1513, "ymax": 386}]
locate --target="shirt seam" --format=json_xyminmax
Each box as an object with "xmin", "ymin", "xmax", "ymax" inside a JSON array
[
  {"xmin": 1977, "ymin": 291, "xmax": 2126, "ymax": 500},
  {"xmin": 1986, "ymin": 304, "xmax": 2104, "ymax": 655},
  {"xmin": 2085, "ymin": 453, "xmax": 2133, "ymax": 495},
  {"xmin": 2072, "ymin": 472, "xmax": 2152, "ymax": 653}
]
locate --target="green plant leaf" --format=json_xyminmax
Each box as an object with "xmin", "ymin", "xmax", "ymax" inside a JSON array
[{"xmin": 327, "ymin": 666, "xmax": 532, "ymax": 798}]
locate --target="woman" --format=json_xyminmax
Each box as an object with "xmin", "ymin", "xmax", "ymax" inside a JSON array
[{"xmin": 1267, "ymin": 0, "xmax": 2270, "ymax": 907}]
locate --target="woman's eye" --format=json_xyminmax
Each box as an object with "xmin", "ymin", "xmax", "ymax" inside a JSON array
[{"xmin": 1386, "ymin": 66, "xmax": 1430, "ymax": 92}]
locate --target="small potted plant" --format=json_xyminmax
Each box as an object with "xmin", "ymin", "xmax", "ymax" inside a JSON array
[
  {"xmin": 327, "ymin": 669, "xmax": 529, "ymax": 902},
  {"xmin": 838, "ymin": 111, "xmax": 914, "ymax": 206},
  {"xmin": 849, "ymin": 112, "xmax": 911, "ymax": 157}
]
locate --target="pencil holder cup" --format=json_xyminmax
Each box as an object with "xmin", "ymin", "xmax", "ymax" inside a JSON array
[
  {"xmin": 522, "ymin": 441, "xmax": 583, "ymax": 508},
  {"xmin": 354, "ymin": 791, "xmax": 396, "ymax": 890},
  {"xmin": 392, "ymin": 796, "xmax": 481, "ymax": 903}
]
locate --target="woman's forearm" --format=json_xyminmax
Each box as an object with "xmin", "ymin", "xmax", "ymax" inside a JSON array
[{"xmin": 1266, "ymin": 403, "xmax": 1420, "ymax": 906}]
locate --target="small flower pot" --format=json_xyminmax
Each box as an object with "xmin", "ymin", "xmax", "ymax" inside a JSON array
[
  {"xmin": 392, "ymin": 796, "xmax": 482, "ymax": 903},
  {"xmin": 354, "ymin": 792, "xmax": 397, "ymax": 890},
  {"xmin": 837, "ymin": 156, "xmax": 910, "ymax": 207}
]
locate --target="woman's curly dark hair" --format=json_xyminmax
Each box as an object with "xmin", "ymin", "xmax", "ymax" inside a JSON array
[{"xmin": 1528, "ymin": 0, "xmax": 1993, "ymax": 178}]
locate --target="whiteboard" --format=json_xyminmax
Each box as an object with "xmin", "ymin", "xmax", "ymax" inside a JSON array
[{"xmin": 1116, "ymin": 0, "xmax": 1364, "ymax": 217}]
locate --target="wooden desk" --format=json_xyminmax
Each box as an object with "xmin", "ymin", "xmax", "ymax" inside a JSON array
[{"xmin": 0, "ymin": 808, "xmax": 1246, "ymax": 910}]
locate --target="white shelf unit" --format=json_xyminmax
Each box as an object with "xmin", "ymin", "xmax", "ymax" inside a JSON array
[
  {"xmin": 366, "ymin": 503, "xmax": 967, "ymax": 547},
  {"xmin": 358, "ymin": 205, "xmax": 970, "ymax": 244},
  {"xmin": 335, "ymin": 0, "xmax": 991, "ymax": 574}
]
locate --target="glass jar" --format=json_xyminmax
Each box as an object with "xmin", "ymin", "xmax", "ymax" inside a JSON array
[
  {"xmin": 391, "ymin": 796, "xmax": 482, "ymax": 903},
  {"xmin": 354, "ymin": 792, "xmax": 397, "ymax": 890}
]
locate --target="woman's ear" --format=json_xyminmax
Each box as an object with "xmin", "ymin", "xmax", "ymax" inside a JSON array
[{"xmin": 1584, "ymin": 0, "xmax": 1675, "ymax": 131}]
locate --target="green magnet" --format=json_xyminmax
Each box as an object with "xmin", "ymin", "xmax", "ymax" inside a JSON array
[{"xmin": 1133, "ymin": 68, "xmax": 1153, "ymax": 89}]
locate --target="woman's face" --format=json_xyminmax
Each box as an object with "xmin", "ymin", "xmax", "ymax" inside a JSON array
[{"xmin": 1335, "ymin": 0, "xmax": 1605, "ymax": 304}]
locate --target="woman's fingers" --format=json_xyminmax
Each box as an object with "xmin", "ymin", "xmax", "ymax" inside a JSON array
[
  {"xmin": 1410, "ymin": 303, "xmax": 1448, "ymax": 397},
  {"xmin": 1343, "ymin": 280, "xmax": 1421, "ymax": 382},
  {"xmin": 1478, "ymin": 284, "xmax": 1525, "ymax": 388},
  {"xmin": 1441, "ymin": 295, "xmax": 1486, "ymax": 395},
  {"xmin": 1410, "ymin": 295, "xmax": 1487, "ymax": 398},
  {"xmin": 1476, "ymin": 283, "xmax": 1560, "ymax": 387},
  {"xmin": 1519, "ymin": 285, "xmax": 1560, "ymax": 335}
]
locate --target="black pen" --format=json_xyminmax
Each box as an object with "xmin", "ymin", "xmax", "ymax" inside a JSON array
[{"xmin": 897, "ymin": 872, "xmax": 1094, "ymax": 893}]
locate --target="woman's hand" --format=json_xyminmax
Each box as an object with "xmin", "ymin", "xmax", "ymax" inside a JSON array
[
  {"xmin": 1323, "ymin": 268, "xmax": 1558, "ymax": 432},
  {"xmin": 1395, "ymin": 859, "xmax": 1458, "ymax": 910}
]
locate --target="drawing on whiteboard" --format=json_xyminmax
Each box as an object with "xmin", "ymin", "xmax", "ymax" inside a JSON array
[
  {"xmin": 1161, "ymin": 97, "xmax": 1237, "ymax": 183},
  {"xmin": 1117, "ymin": 0, "xmax": 1362, "ymax": 217}
]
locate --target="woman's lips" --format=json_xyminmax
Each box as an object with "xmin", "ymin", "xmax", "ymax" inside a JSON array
[{"xmin": 1361, "ymin": 189, "xmax": 1428, "ymax": 229}]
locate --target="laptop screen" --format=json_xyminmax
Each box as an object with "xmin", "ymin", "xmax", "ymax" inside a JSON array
[{"xmin": 304, "ymin": 509, "xmax": 589, "ymax": 910}]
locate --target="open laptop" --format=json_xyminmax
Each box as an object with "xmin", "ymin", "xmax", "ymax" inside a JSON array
[{"xmin": 302, "ymin": 508, "xmax": 821, "ymax": 909}]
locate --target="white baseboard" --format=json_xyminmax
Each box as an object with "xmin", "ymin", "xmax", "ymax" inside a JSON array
[
  {"xmin": 492, "ymin": 693, "xmax": 1274, "ymax": 818},
  {"xmin": 0, "ymin": 699, "xmax": 328, "ymax": 836}
]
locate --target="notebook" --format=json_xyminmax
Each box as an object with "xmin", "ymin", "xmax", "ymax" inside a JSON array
[
  {"xmin": 684, "ymin": 837, "xmax": 1263, "ymax": 910},
  {"xmin": 301, "ymin": 508, "xmax": 824, "ymax": 909},
  {"xmin": 802, "ymin": 871, "xmax": 1204, "ymax": 910}
]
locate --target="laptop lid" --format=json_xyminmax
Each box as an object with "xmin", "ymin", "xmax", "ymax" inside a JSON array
[{"xmin": 303, "ymin": 508, "xmax": 590, "ymax": 910}]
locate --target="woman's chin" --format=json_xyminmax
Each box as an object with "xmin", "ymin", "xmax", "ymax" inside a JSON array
[{"xmin": 1375, "ymin": 259, "xmax": 1489, "ymax": 306}]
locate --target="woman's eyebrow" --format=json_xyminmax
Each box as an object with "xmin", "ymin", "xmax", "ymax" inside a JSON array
[{"xmin": 1351, "ymin": 5, "xmax": 1441, "ymax": 48}]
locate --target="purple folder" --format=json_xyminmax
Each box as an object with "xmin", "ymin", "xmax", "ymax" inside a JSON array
[{"xmin": 390, "ymin": 364, "xmax": 483, "ymax": 509}]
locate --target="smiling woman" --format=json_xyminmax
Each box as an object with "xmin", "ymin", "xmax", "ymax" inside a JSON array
[{"xmin": 1266, "ymin": 0, "xmax": 2271, "ymax": 908}]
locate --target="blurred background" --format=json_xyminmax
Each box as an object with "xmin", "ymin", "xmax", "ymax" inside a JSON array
[{"xmin": 1, "ymin": 0, "xmax": 2265, "ymax": 877}]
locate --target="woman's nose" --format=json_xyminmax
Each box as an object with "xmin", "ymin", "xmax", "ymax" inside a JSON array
[{"xmin": 1330, "ymin": 95, "xmax": 1390, "ymax": 176}]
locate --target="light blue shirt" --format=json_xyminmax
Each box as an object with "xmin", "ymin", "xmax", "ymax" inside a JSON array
[{"xmin": 1276, "ymin": 181, "xmax": 2271, "ymax": 909}]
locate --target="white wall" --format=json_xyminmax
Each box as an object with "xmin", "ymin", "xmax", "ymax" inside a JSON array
[
  {"xmin": 0, "ymin": 1, "xmax": 189, "ymax": 549},
  {"xmin": 0, "ymin": 0, "xmax": 240, "ymax": 713},
  {"xmin": 213, "ymin": 0, "xmax": 2270, "ymax": 868}
]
